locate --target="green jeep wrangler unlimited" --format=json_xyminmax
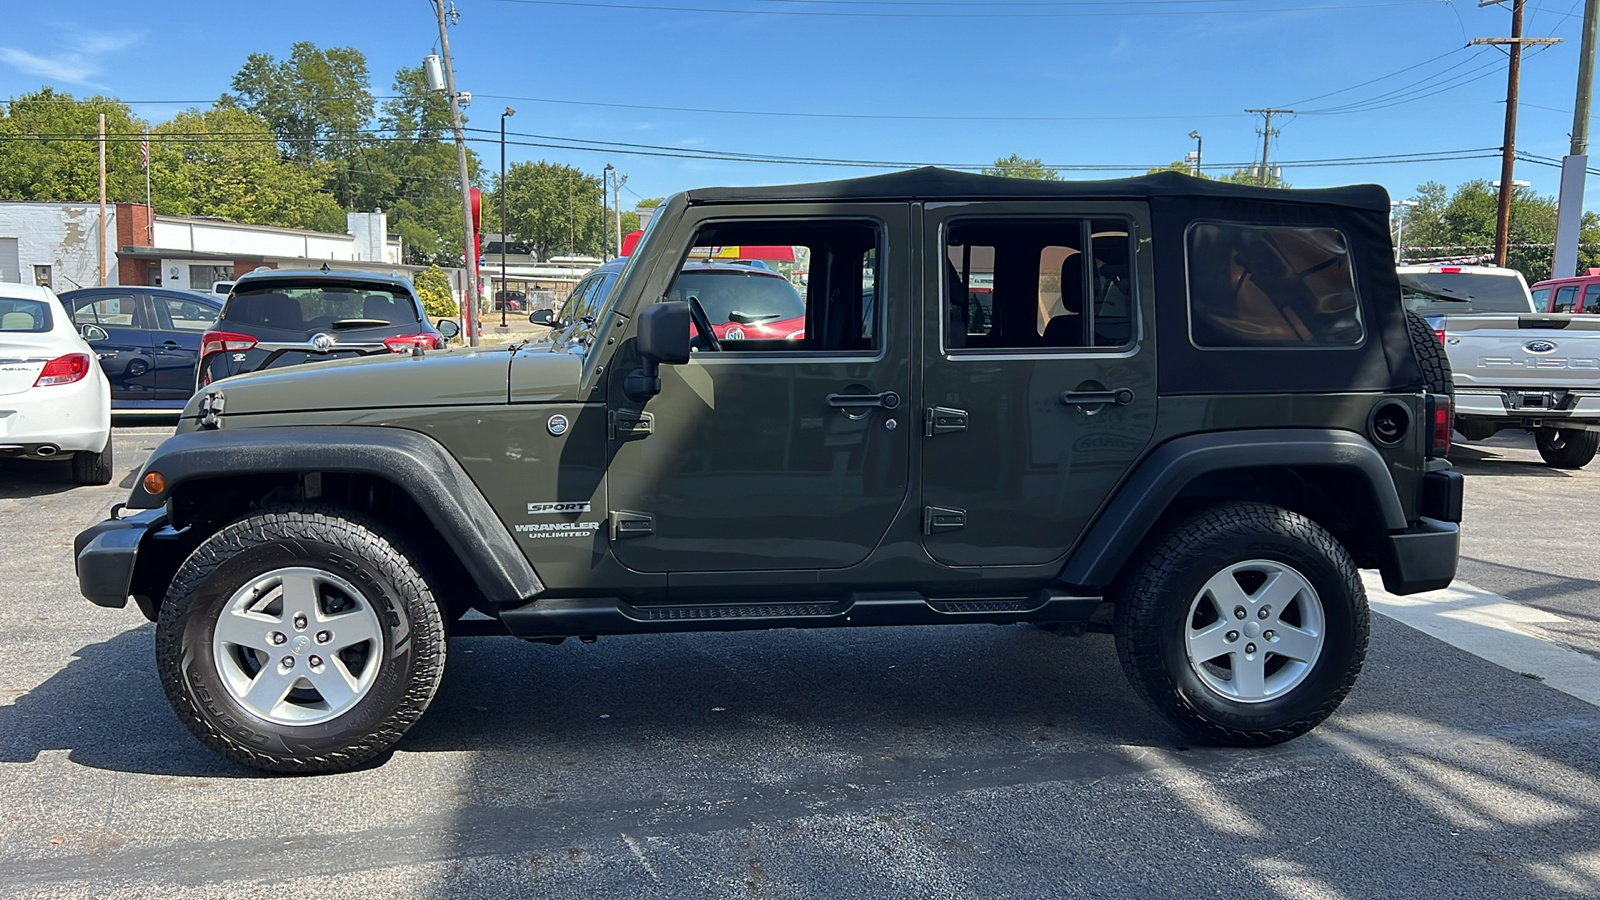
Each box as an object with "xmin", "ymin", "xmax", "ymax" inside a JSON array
[{"xmin": 75, "ymin": 168, "xmax": 1462, "ymax": 774}]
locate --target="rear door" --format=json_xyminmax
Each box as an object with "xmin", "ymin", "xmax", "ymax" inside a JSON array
[
  {"xmin": 150, "ymin": 292, "xmax": 219, "ymax": 401},
  {"xmin": 65, "ymin": 289, "xmax": 155, "ymax": 403},
  {"xmin": 919, "ymin": 202, "xmax": 1158, "ymax": 567}
]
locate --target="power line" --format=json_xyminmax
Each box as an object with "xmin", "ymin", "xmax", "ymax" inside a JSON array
[
  {"xmin": 1279, "ymin": 46, "xmax": 1470, "ymax": 107},
  {"xmin": 485, "ymin": 0, "xmax": 1436, "ymax": 16}
]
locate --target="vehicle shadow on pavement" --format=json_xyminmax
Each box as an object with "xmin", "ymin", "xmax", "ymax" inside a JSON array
[
  {"xmin": 0, "ymin": 626, "xmax": 250, "ymax": 778},
  {"xmin": 0, "ymin": 458, "xmax": 82, "ymax": 499},
  {"xmin": 1460, "ymin": 554, "xmax": 1600, "ymax": 622},
  {"xmin": 1449, "ymin": 444, "xmax": 1574, "ymax": 477}
]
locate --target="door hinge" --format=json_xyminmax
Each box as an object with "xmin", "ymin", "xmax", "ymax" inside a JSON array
[
  {"xmin": 611, "ymin": 510, "xmax": 655, "ymax": 539},
  {"xmin": 925, "ymin": 406, "xmax": 968, "ymax": 437},
  {"xmin": 612, "ymin": 409, "xmax": 654, "ymax": 439},
  {"xmin": 923, "ymin": 506, "xmax": 967, "ymax": 535}
]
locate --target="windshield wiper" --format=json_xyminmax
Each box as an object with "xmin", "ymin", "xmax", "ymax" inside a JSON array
[
  {"xmin": 330, "ymin": 318, "xmax": 390, "ymax": 329},
  {"xmin": 728, "ymin": 310, "xmax": 784, "ymax": 324}
]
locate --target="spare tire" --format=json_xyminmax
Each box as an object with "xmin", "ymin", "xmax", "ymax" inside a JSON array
[{"xmin": 1406, "ymin": 310, "xmax": 1454, "ymax": 397}]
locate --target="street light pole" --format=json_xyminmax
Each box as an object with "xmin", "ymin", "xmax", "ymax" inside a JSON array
[
  {"xmin": 1188, "ymin": 130, "xmax": 1202, "ymax": 176},
  {"xmin": 500, "ymin": 107, "xmax": 514, "ymax": 329},
  {"xmin": 1391, "ymin": 199, "xmax": 1418, "ymax": 262}
]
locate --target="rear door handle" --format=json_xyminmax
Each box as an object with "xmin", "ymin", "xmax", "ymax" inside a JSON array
[
  {"xmin": 827, "ymin": 391, "xmax": 900, "ymax": 410},
  {"xmin": 1061, "ymin": 388, "xmax": 1135, "ymax": 407}
]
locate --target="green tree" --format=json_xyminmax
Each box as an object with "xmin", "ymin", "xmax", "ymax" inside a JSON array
[
  {"xmin": 0, "ymin": 89, "xmax": 146, "ymax": 201},
  {"xmin": 983, "ymin": 154, "xmax": 1061, "ymax": 180},
  {"xmin": 636, "ymin": 197, "xmax": 665, "ymax": 209},
  {"xmin": 1147, "ymin": 160, "xmax": 1202, "ymax": 177},
  {"xmin": 150, "ymin": 106, "xmax": 345, "ymax": 231},
  {"xmin": 1395, "ymin": 179, "xmax": 1599, "ymax": 282},
  {"xmin": 413, "ymin": 264, "xmax": 457, "ymax": 320},
  {"xmin": 228, "ymin": 42, "xmax": 374, "ymax": 168},
  {"xmin": 494, "ymin": 161, "xmax": 606, "ymax": 259}
]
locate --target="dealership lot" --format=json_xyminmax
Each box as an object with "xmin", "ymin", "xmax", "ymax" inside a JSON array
[{"xmin": 1, "ymin": 427, "xmax": 1599, "ymax": 898}]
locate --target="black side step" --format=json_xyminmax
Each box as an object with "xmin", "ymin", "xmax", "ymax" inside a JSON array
[{"xmin": 497, "ymin": 590, "xmax": 1101, "ymax": 638}]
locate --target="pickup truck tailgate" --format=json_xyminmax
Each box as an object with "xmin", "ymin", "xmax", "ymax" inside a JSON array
[{"xmin": 1444, "ymin": 314, "xmax": 1600, "ymax": 390}]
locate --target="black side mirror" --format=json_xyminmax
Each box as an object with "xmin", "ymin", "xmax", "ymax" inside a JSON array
[
  {"xmin": 528, "ymin": 308, "xmax": 555, "ymax": 326},
  {"xmin": 436, "ymin": 319, "xmax": 461, "ymax": 340},
  {"xmin": 80, "ymin": 323, "xmax": 109, "ymax": 342},
  {"xmin": 624, "ymin": 301, "xmax": 692, "ymax": 402}
]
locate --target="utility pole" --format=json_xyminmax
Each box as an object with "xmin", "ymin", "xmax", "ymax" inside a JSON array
[
  {"xmin": 1473, "ymin": 0, "xmax": 1561, "ymax": 267},
  {"xmin": 1554, "ymin": 0, "xmax": 1599, "ymax": 278},
  {"xmin": 98, "ymin": 113, "xmax": 106, "ymax": 286},
  {"xmin": 431, "ymin": 0, "xmax": 481, "ymax": 345},
  {"xmin": 602, "ymin": 163, "xmax": 613, "ymax": 259},
  {"xmin": 1244, "ymin": 108, "xmax": 1292, "ymax": 185},
  {"xmin": 613, "ymin": 170, "xmax": 627, "ymax": 256}
]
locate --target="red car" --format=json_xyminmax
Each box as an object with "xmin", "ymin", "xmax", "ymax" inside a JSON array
[{"xmin": 665, "ymin": 261, "xmax": 807, "ymax": 342}]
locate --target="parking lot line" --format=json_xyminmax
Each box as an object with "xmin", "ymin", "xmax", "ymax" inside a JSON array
[{"xmin": 1363, "ymin": 572, "xmax": 1600, "ymax": 708}]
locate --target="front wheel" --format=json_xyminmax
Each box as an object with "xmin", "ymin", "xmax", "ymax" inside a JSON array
[
  {"xmin": 1535, "ymin": 428, "xmax": 1599, "ymax": 469},
  {"xmin": 155, "ymin": 508, "xmax": 446, "ymax": 773},
  {"xmin": 1114, "ymin": 503, "xmax": 1369, "ymax": 746}
]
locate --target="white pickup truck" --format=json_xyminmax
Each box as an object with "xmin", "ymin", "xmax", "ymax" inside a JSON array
[{"xmin": 1399, "ymin": 264, "xmax": 1600, "ymax": 469}]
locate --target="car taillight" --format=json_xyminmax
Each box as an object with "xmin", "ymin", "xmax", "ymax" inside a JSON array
[
  {"xmin": 383, "ymin": 334, "xmax": 441, "ymax": 353},
  {"xmin": 1427, "ymin": 393, "xmax": 1452, "ymax": 457},
  {"xmin": 1435, "ymin": 328, "xmax": 1446, "ymax": 345},
  {"xmin": 200, "ymin": 330, "xmax": 258, "ymax": 358},
  {"xmin": 33, "ymin": 353, "xmax": 91, "ymax": 387}
]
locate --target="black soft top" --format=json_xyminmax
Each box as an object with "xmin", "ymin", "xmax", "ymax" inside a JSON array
[{"xmin": 684, "ymin": 167, "xmax": 1390, "ymax": 212}]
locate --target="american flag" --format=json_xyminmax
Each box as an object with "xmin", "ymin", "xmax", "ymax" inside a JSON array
[{"xmin": 140, "ymin": 131, "xmax": 149, "ymax": 170}]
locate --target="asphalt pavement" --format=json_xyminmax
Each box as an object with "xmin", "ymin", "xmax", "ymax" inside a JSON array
[{"xmin": 2, "ymin": 427, "xmax": 1600, "ymax": 898}]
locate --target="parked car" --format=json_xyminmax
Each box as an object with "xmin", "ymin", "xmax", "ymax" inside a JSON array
[
  {"xmin": 209, "ymin": 280, "xmax": 235, "ymax": 299},
  {"xmin": 561, "ymin": 258, "xmax": 807, "ymax": 342},
  {"xmin": 197, "ymin": 269, "xmax": 457, "ymax": 389},
  {"xmin": 0, "ymin": 283, "xmax": 112, "ymax": 484},
  {"xmin": 1531, "ymin": 269, "xmax": 1600, "ymax": 314},
  {"xmin": 77, "ymin": 168, "xmax": 1460, "ymax": 774},
  {"xmin": 1402, "ymin": 264, "xmax": 1600, "ymax": 467},
  {"xmin": 492, "ymin": 290, "xmax": 527, "ymax": 312},
  {"xmin": 58, "ymin": 287, "xmax": 221, "ymax": 414}
]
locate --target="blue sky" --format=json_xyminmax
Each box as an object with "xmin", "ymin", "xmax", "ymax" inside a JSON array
[{"xmin": 1, "ymin": 0, "xmax": 1597, "ymax": 208}]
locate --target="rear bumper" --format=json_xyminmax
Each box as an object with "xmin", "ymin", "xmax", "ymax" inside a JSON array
[
  {"xmin": 1379, "ymin": 469, "xmax": 1463, "ymax": 595},
  {"xmin": 1455, "ymin": 388, "xmax": 1600, "ymax": 429},
  {"xmin": 74, "ymin": 508, "xmax": 166, "ymax": 609},
  {"xmin": 0, "ymin": 375, "xmax": 110, "ymax": 453}
]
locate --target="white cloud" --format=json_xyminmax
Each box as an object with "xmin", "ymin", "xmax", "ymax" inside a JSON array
[{"xmin": 0, "ymin": 29, "xmax": 143, "ymax": 89}]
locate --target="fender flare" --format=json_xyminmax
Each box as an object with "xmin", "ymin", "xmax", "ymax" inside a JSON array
[
  {"xmin": 127, "ymin": 426, "xmax": 542, "ymax": 605},
  {"xmin": 1059, "ymin": 428, "xmax": 1407, "ymax": 589}
]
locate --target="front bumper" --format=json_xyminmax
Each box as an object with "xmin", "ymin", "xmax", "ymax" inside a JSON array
[{"xmin": 74, "ymin": 508, "xmax": 167, "ymax": 611}]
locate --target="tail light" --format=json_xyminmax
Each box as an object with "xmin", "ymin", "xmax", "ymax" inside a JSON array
[
  {"xmin": 383, "ymin": 334, "xmax": 444, "ymax": 353},
  {"xmin": 200, "ymin": 330, "xmax": 258, "ymax": 358},
  {"xmin": 33, "ymin": 353, "xmax": 92, "ymax": 387},
  {"xmin": 1434, "ymin": 328, "xmax": 1446, "ymax": 346},
  {"xmin": 1426, "ymin": 393, "xmax": 1452, "ymax": 457}
]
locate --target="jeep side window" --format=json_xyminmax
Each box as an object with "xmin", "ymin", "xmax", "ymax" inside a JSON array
[
  {"xmin": 944, "ymin": 218, "xmax": 1133, "ymax": 350},
  {"xmin": 1186, "ymin": 222, "xmax": 1363, "ymax": 348},
  {"xmin": 664, "ymin": 220, "xmax": 880, "ymax": 352}
]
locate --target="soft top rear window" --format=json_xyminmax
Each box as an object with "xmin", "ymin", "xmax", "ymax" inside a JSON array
[
  {"xmin": 224, "ymin": 280, "xmax": 420, "ymax": 332},
  {"xmin": 1186, "ymin": 222, "xmax": 1363, "ymax": 348},
  {"xmin": 0, "ymin": 297, "xmax": 51, "ymax": 333},
  {"xmin": 1398, "ymin": 271, "xmax": 1533, "ymax": 315}
]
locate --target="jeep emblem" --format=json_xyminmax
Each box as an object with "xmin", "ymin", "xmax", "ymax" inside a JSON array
[
  {"xmin": 310, "ymin": 333, "xmax": 335, "ymax": 353},
  {"xmin": 547, "ymin": 414, "xmax": 569, "ymax": 436},
  {"xmin": 1525, "ymin": 340, "xmax": 1557, "ymax": 353}
]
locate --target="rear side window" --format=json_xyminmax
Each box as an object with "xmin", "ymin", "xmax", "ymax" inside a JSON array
[
  {"xmin": 1553, "ymin": 285, "xmax": 1579, "ymax": 314},
  {"xmin": 1187, "ymin": 222, "xmax": 1363, "ymax": 348},
  {"xmin": 0, "ymin": 298, "xmax": 51, "ymax": 332},
  {"xmin": 1582, "ymin": 284, "xmax": 1600, "ymax": 313},
  {"xmin": 224, "ymin": 283, "xmax": 420, "ymax": 330}
]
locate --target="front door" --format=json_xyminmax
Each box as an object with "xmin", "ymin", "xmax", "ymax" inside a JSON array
[
  {"xmin": 919, "ymin": 203, "xmax": 1158, "ymax": 567},
  {"xmin": 67, "ymin": 289, "xmax": 156, "ymax": 404},
  {"xmin": 605, "ymin": 204, "xmax": 912, "ymax": 576}
]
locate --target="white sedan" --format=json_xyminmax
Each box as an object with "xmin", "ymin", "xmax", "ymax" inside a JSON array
[{"xmin": 0, "ymin": 283, "xmax": 113, "ymax": 484}]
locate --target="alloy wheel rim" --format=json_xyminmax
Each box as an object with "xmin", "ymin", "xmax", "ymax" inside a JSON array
[
  {"xmin": 211, "ymin": 566, "xmax": 384, "ymax": 726},
  {"xmin": 1183, "ymin": 559, "xmax": 1326, "ymax": 704}
]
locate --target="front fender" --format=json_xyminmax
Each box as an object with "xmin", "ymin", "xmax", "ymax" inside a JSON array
[{"xmin": 126, "ymin": 426, "xmax": 543, "ymax": 606}]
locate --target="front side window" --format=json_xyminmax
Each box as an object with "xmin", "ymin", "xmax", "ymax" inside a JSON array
[
  {"xmin": 564, "ymin": 272, "xmax": 617, "ymax": 350},
  {"xmin": 666, "ymin": 220, "xmax": 879, "ymax": 353},
  {"xmin": 944, "ymin": 218, "xmax": 1134, "ymax": 351},
  {"xmin": 70, "ymin": 292, "xmax": 144, "ymax": 328},
  {"xmin": 1187, "ymin": 222, "xmax": 1363, "ymax": 348}
]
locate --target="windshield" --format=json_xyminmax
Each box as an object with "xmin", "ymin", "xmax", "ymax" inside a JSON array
[
  {"xmin": 1398, "ymin": 271, "xmax": 1533, "ymax": 315},
  {"xmin": 224, "ymin": 281, "xmax": 421, "ymax": 331},
  {"xmin": 0, "ymin": 297, "xmax": 52, "ymax": 332},
  {"xmin": 665, "ymin": 269, "xmax": 806, "ymax": 325}
]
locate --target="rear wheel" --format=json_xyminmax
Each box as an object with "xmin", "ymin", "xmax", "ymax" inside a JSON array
[
  {"xmin": 70, "ymin": 436, "xmax": 113, "ymax": 486},
  {"xmin": 1114, "ymin": 503, "xmax": 1368, "ymax": 746},
  {"xmin": 155, "ymin": 507, "xmax": 446, "ymax": 773},
  {"xmin": 1535, "ymin": 428, "xmax": 1599, "ymax": 469}
]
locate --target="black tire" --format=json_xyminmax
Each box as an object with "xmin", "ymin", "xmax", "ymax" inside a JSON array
[
  {"xmin": 1405, "ymin": 310, "xmax": 1453, "ymax": 398},
  {"xmin": 1113, "ymin": 502, "xmax": 1369, "ymax": 746},
  {"xmin": 1535, "ymin": 428, "xmax": 1599, "ymax": 469},
  {"xmin": 1454, "ymin": 418, "xmax": 1499, "ymax": 443},
  {"xmin": 70, "ymin": 436, "xmax": 114, "ymax": 486},
  {"xmin": 155, "ymin": 507, "xmax": 446, "ymax": 774}
]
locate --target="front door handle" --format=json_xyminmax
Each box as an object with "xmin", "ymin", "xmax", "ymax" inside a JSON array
[
  {"xmin": 1060, "ymin": 388, "xmax": 1135, "ymax": 407},
  {"xmin": 827, "ymin": 391, "xmax": 900, "ymax": 410}
]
